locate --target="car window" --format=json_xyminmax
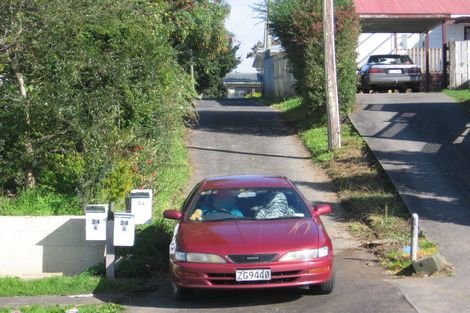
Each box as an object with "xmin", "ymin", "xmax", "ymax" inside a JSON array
[
  {"xmin": 186, "ymin": 187, "xmax": 311, "ymax": 222},
  {"xmin": 368, "ymin": 55, "xmax": 413, "ymax": 65},
  {"xmin": 180, "ymin": 183, "xmax": 201, "ymax": 213}
]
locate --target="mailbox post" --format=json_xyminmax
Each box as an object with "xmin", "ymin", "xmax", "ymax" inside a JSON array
[
  {"xmin": 129, "ymin": 189, "xmax": 153, "ymax": 224},
  {"xmin": 85, "ymin": 192, "xmax": 144, "ymax": 279}
]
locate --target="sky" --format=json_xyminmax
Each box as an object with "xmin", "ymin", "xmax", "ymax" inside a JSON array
[{"xmin": 225, "ymin": 0, "xmax": 265, "ymax": 73}]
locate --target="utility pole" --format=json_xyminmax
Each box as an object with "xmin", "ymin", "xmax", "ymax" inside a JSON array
[
  {"xmin": 190, "ymin": 50, "xmax": 195, "ymax": 86},
  {"xmin": 265, "ymin": 0, "xmax": 272, "ymax": 51},
  {"xmin": 323, "ymin": 0, "xmax": 341, "ymax": 150},
  {"xmin": 262, "ymin": 0, "xmax": 271, "ymax": 97}
]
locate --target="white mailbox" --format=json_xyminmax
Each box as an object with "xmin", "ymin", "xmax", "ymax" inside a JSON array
[
  {"xmin": 114, "ymin": 212, "xmax": 135, "ymax": 247},
  {"xmin": 85, "ymin": 204, "xmax": 108, "ymax": 241},
  {"xmin": 130, "ymin": 189, "xmax": 153, "ymax": 225}
]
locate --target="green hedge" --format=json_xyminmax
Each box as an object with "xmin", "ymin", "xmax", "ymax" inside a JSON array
[
  {"xmin": 269, "ymin": 0, "xmax": 360, "ymax": 119},
  {"xmin": 0, "ymin": 1, "xmax": 235, "ymax": 213}
]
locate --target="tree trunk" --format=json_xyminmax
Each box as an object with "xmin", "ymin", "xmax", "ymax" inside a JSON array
[{"xmin": 15, "ymin": 71, "xmax": 36, "ymax": 187}]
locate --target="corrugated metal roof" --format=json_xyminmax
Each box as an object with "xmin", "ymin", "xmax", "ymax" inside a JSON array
[
  {"xmin": 354, "ymin": 0, "xmax": 470, "ymax": 15},
  {"xmin": 223, "ymin": 73, "xmax": 262, "ymax": 84}
]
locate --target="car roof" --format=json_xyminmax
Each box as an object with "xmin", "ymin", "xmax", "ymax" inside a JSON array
[
  {"xmin": 200, "ymin": 175, "xmax": 293, "ymax": 190},
  {"xmin": 369, "ymin": 54, "xmax": 407, "ymax": 58}
]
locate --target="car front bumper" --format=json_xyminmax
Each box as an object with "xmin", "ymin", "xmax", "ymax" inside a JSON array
[{"xmin": 170, "ymin": 256, "xmax": 333, "ymax": 289}]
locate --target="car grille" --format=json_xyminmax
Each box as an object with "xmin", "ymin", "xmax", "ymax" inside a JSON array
[
  {"xmin": 227, "ymin": 254, "xmax": 278, "ymax": 264},
  {"xmin": 207, "ymin": 270, "xmax": 301, "ymax": 285}
]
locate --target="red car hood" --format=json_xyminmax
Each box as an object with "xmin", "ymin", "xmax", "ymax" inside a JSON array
[{"xmin": 177, "ymin": 219, "xmax": 320, "ymax": 255}]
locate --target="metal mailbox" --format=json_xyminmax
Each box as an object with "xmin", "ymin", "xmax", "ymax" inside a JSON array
[
  {"xmin": 130, "ymin": 189, "xmax": 153, "ymax": 225},
  {"xmin": 85, "ymin": 204, "xmax": 108, "ymax": 241},
  {"xmin": 114, "ymin": 212, "xmax": 135, "ymax": 247}
]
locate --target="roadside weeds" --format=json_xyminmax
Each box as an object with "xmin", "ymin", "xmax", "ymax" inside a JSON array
[{"xmin": 0, "ymin": 303, "xmax": 125, "ymax": 313}]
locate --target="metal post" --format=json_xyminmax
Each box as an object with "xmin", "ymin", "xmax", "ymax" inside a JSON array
[
  {"xmin": 442, "ymin": 21, "xmax": 448, "ymax": 89},
  {"xmin": 105, "ymin": 202, "xmax": 115, "ymax": 280},
  {"xmin": 425, "ymin": 32, "xmax": 431, "ymax": 92},
  {"xmin": 411, "ymin": 213, "xmax": 419, "ymax": 262}
]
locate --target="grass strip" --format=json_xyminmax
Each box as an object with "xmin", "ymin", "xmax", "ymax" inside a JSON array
[
  {"xmin": 0, "ymin": 304, "xmax": 125, "ymax": 313},
  {"xmin": 273, "ymin": 97, "xmax": 438, "ymax": 274},
  {"xmin": 0, "ymin": 272, "xmax": 148, "ymax": 297},
  {"xmin": 443, "ymin": 89, "xmax": 470, "ymax": 106}
]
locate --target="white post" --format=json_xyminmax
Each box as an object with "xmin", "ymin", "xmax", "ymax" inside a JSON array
[
  {"xmin": 411, "ymin": 213, "xmax": 419, "ymax": 262},
  {"xmin": 106, "ymin": 202, "xmax": 115, "ymax": 280}
]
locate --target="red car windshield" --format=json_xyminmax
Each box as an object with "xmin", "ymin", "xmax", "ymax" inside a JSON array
[{"xmin": 186, "ymin": 187, "xmax": 311, "ymax": 222}]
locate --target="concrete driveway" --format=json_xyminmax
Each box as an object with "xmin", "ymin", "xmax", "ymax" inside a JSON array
[
  {"xmin": 123, "ymin": 99, "xmax": 416, "ymax": 313},
  {"xmin": 350, "ymin": 93, "xmax": 470, "ymax": 313}
]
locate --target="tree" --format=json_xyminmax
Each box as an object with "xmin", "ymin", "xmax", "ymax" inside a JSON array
[
  {"xmin": 0, "ymin": 0, "xmax": 238, "ymax": 204},
  {"xmin": 165, "ymin": 0, "xmax": 240, "ymax": 97},
  {"xmin": 0, "ymin": 0, "xmax": 43, "ymax": 188},
  {"xmin": 268, "ymin": 0, "xmax": 360, "ymax": 118},
  {"xmin": 0, "ymin": 0, "xmax": 196, "ymax": 204}
]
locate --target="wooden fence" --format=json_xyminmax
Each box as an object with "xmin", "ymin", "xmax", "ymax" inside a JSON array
[
  {"xmin": 394, "ymin": 48, "xmax": 443, "ymax": 73},
  {"xmin": 449, "ymin": 41, "xmax": 470, "ymax": 89}
]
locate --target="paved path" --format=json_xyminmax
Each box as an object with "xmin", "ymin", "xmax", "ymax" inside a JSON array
[
  {"xmin": 123, "ymin": 99, "xmax": 416, "ymax": 313},
  {"xmin": 350, "ymin": 93, "xmax": 470, "ymax": 313}
]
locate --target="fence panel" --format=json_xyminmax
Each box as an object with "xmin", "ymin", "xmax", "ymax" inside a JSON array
[
  {"xmin": 394, "ymin": 48, "xmax": 443, "ymax": 73},
  {"xmin": 449, "ymin": 41, "xmax": 470, "ymax": 89}
]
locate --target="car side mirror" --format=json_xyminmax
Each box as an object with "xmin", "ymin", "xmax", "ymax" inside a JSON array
[
  {"xmin": 163, "ymin": 209, "xmax": 182, "ymax": 220},
  {"xmin": 312, "ymin": 204, "xmax": 332, "ymax": 216}
]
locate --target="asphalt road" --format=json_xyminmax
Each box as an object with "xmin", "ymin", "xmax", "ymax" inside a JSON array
[
  {"xmin": 350, "ymin": 93, "xmax": 470, "ymax": 313},
  {"xmin": 124, "ymin": 99, "xmax": 416, "ymax": 313}
]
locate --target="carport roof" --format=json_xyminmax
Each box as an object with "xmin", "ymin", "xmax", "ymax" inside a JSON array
[{"xmin": 354, "ymin": 0, "xmax": 470, "ymax": 33}]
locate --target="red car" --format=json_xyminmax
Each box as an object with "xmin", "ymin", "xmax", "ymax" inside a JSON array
[{"xmin": 163, "ymin": 175, "xmax": 334, "ymax": 300}]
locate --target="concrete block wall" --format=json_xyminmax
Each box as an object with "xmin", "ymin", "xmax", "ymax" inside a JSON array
[{"xmin": 0, "ymin": 216, "xmax": 105, "ymax": 278}]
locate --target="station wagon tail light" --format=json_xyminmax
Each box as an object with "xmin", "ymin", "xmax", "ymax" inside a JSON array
[
  {"xmin": 175, "ymin": 251, "xmax": 227, "ymax": 263},
  {"xmin": 407, "ymin": 68, "xmax": 421, "ymax": 74},
  {"xmin": 369, "ymin": 68, "xmax": 385, "ymax": 73},
  {"xmin": 279, "ymin": 247, "xmax": 329, "ymax": 262}
]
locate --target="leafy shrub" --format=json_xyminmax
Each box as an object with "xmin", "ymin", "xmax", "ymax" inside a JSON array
[
  {"xmin": 0, "ymin": 1, "xmax": 236, "ymax": 212},
  {"xmin": 269, "ymin": 0, "xmax": 360, "ymax": 119},
  {"xmin": 0, "ymin": 187, "xmax": 81, "ymax": 216}
]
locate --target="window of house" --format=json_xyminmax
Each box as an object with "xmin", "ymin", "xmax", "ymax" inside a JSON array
[{"xmin": 465, "ymin": 27, "xmax": 470, "ymax": 41}]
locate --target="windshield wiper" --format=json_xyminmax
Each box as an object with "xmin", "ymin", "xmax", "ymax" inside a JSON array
[
  {"xmin": 264, "ymin": 216, "xmax": 306, "ymax": 221},
  {"xmin": 206, "ymin": 217, "xmax": 251, "ymax": 222}
]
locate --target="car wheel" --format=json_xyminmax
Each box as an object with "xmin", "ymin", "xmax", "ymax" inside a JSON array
[
  {"xmin": 171, "ymin": 281, "xmax": 195, "ymax": 301},
  {"xmin": 412, "ymin": 87, "xmax": 420, "ymax": 93},
  {"xmin": 308, "ymin": 272, "xmax": 335, "ymax": 295}
]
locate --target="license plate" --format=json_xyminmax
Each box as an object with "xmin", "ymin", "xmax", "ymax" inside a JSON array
[
  {"xmin": 389, "ymin": 69, "xmax": 402, "ymax": 74},
  {"xmin": 236, "ymin": 269, "xmax": 271, "ymax": 281}
]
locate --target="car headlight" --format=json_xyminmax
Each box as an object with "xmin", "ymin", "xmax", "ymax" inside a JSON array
[
  {"xmin": 279, "ymin": 247, "xmax": 329, "ymax": 262},
  {"xmin": 175, "ymin": 251, "xmax": 227, "ymax": 263}
]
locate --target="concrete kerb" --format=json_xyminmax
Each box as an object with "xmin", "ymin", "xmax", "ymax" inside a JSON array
[{"xmin": 0, "ymin": 293, "xmax": 127, "ymax": 308}]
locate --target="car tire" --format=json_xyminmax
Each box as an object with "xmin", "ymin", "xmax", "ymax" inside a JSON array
[
  {"xmin": 171, "ymin": 281, "xmax": 195, "ymax": 301},
  {"xmin": 308, "ymin": 272, "xmax": 335, "ymax": 295}
]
